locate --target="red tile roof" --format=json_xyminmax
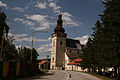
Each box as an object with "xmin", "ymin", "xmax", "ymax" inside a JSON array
[
  {"xmin": 38, "ymin": 60, "xmax": 47, "ymax": 65},
  {"xmin": 67, "ymin": 58, "xmax": 82, "ymax": 65}
]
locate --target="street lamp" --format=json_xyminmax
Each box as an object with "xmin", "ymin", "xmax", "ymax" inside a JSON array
[{"xmin": 30, "ymin": 30, "xmax": 47, "ymax": 62}]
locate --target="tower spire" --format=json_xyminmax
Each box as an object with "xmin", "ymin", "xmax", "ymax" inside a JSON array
[
  {"xmin": 54, "ymin": 12, "xmax": 65, "ymax": 33},
  {"xmin": 59, "ymin": 10, "xmax": 62, "ymax": 15}
]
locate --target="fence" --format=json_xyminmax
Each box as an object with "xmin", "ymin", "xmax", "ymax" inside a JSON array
[{"xmin": 0, "ymin": 61, "xmax": 39, "ymax": 79}]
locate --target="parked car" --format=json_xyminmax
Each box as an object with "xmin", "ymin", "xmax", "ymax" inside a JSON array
[
  {"xmin": 106, "ymin": 71, "xmax": 114, "ymax": 78},
  {"xmin": 97, "ymin": 72, "xmax": 106, "ymax": 76}
]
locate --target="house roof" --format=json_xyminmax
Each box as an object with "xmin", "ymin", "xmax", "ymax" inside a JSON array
[
  {"xmin": 66, "ymin": 38, "xmax": 81, "ymax": 48},
  {"xmin": 38, "ymin": 60, "xmax": 47, "ymax": 65},
  {"xmin": 67, "ymin": 58, "xmax": 82, "ymax": 65},
  {"xmin": 66, "ymin": 52, "xmax": 80, "ymax": 60}
]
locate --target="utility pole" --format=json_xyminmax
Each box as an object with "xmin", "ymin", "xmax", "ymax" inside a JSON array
[
  {"xmin": 30, "ymin": 32, "xmax": 34, "ymax": 62},
  {"xmin": 46, "ymin": 55, "xmax": 49, "ymax": 71},
  {"xmin": 30, "ymin": 31, "xmax": 47, "ymax": 63}
]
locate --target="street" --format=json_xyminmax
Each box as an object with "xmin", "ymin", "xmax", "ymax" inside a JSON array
[{"xmin": 18, "ymin": 70, "xmax": 101, "ymax": 80}]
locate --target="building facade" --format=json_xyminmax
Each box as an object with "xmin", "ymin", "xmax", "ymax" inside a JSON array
[{"xmin": 50, "ymin": 14, "xmax": 83, "ymax": 70}]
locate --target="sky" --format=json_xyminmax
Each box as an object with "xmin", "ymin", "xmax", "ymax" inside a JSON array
[{"xmin": 0, "ymin": 0, "xmax": 104, "ymax": 59}]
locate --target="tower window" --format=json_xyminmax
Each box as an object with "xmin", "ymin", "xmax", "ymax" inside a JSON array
[
  {"xmin": 60, "ymin": 41, "xmax": 62, "ymax": 45},
  {"xmin": 53, "ymin": 57, "xmax": 54, "ymax": 61},
  {"xmin": 53, "ymin": 41, "xmax": 55, "ymax": 46}
]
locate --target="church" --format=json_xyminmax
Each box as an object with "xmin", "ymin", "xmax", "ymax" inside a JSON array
[{"xmin": 50, "ymin": 14, "xmax": 84, "ymax": 71}]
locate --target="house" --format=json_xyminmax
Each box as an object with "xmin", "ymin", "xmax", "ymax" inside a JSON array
[
  {"xmin": 38, "ymin": 59, "xmax": 50, "ymax": 70},
  {"xmin": 50, "ymin": 13, "xmax": 84, "ymax": 71}
]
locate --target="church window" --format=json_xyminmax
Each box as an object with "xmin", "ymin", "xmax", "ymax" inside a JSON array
[
  {"xmin": 53, "ymin": 41, "xmax": 55, "ymax": 46},
  {"xmin": 53, "ymin": 57, "xmax": 54, "ymax": 61},
  {"xmin": 60, "ymin": 41, "xmax": 62, "ymax": 45}
]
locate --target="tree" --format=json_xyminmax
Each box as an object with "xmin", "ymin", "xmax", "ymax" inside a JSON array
[
  {"xmin": 82, "ymin": 20, "xmax": 104, "ymax": 73},
  {"xmin": 101, "ymin": 0, "xmax": 120, "ymax": 75},
  {"xmin": 17, "ymin": 47, "xmax": 39, "ymax": 63},
  {"xmin": 2, "ymin": 40, "xmax": 18, "ymax": 61},
  {"xmin": 0, "ymin": 11, "xmax": 9, "ymax": 43}
]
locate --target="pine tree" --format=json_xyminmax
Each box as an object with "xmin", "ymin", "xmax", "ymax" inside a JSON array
[{"xmin": 100, "ymin": 0, "xmax": 120, "ymax": 75}]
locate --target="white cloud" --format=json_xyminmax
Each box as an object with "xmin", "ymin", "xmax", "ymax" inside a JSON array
[
  {"xmin": 37, "ymin": 43, "xmax": 52, "ymax": 53},
  {"xmin": 74, "ymin": 35, "xmax": 89, "ymax": 45},
  {"xmin": 48, "ymin": 0, "xmax": 54, "ymax": 2},
  {"xmin": 0, "ymin": 1, "xmax": 7, "ymax": 8},
  {"xmin": 25, "ymin": 14, "xmax": 48, "ymax": 22},
  {"xmin": 12, "ymin": 7, "xmax": 24, "ymax": 12},
  {"xmin": 25, "ymin": 14, "xmax": 51, "ymax": 30},
  {"xmin": 34, "ymin": 26, "xmax": 49, "ymax": 31},
  {"xmin": 62, "ymin": 12, "xmax": 80, "ymax": 27},
  {"xmin": 49, "ymin": 2, "xmax": 61, "ymax": 13},
  {"xmin": 9, "ymin": 33, "xmax": 49, "ymax": 42},
  {"xmin": 48, "ymin": 37, "xmax": 52, "ymax": 40},
  {"xmin": 15, "ymin": 33, "xmax": 28, "ymax": 38},
  {"xmin": 15, "ymin": 36, "xmax": 48, "ymax": 42},
  {"xmin": 35, "ymin": 2, "xmax": 47, "ymax": 9},
  {"xmin": 14, "ymin": 18, "xmax": 35, "ymax": 26}
]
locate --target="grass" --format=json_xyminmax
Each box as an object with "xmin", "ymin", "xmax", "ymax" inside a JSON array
[{"xmin": 83, "ymin": 72, "xmax": 114, "ymax": 80}]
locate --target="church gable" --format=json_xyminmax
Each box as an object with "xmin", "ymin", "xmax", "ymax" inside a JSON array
[{"xmin": 65, "ymin": 38, "xmax": 83, "ymax": 61}]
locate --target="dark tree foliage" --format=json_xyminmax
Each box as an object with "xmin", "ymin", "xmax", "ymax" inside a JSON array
[
  {"xmin": 17, "ymin": 47, "xmax": 39, "ymax": 63},
  {"xmin": 82, "ymin": 21, "xmax": 104, "ymax": 73},
  {"xmin": 82, "ymin": 0, "xmax": 120, "ymax": 76},
  {"xmin": 0, "ymin": 11, "xmax": 39, "ymax": 62},
  {"xmin": 2, "ymin": 40, "xmax": 18, "ymax": 61},
  {"xmin": 101, "ymin": 0, "xmax": 120, "ymax": 75},
  {"xmin": 0, "ymin": 11, "xmax": 9, "ymax": 43}
]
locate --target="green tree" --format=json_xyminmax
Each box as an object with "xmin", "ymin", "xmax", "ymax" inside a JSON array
[
  {"xmin": 101, "ymin": 0, "xmax": 120, "ymax": 74},
  {"xmin": 0, "ymin": 11, "xmax": 9, "ymax": 43},
  {"xmin": 2, "ymin": 40, "xmax": 18, "ymax": 61},
  {"xmin": 17, "ymin": 47, "xmax": 39, "ymax": 63}
]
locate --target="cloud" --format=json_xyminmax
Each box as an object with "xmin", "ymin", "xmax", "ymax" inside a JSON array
[
  {"xmin": 48, "ymin": 0, "xmax": 55, "ymax": 2},
  {"xmin": 0, "ymin": 1, "xmax": 7, "ymax": 8},
  {"xmin": 62, "ymin": 12, "xmax": 81, "ymax": 27},
  {"xmin": 12, "ymin": 7, "xmax": 24, "ymax": 12},
  {"xmin": 35, "ymin": 2, "xmax": 47, "ymax": 9},
  {"xmin": 15, "ymin": 36, "xmax": 48, "ymax": 42},
  {"xmin": 14, "ymin": 18, "xmax": 35, "ymax": 26},
  {"xmin": 9, "ymin": 33, "xmax": 49, "ymax": 42},
  {"xmin": 74, "ymin": 35, "xmax": 89, "ymax": 45},
  {"xmin": 37, "ymin": 43, "xmax": 52, "ymax": 53},
  {"xmin": 25, "ymin": 14, "xmax": 51, "ymax": 30},
  {"xmin": 15, "ymin": 33, "xmax": 28, "ymax": 38},
  {"xmin": 25, "ymin": 14, "xmax": 48, "ymax": 22},
  {"xmin": 49, "ymin": 2, "xmax": 61, "ymax": 13}
]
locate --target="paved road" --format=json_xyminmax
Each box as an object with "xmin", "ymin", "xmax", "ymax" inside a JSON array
[{"xmin": 18, "ymin": 70, "xmax": 101, "ymax": 80}]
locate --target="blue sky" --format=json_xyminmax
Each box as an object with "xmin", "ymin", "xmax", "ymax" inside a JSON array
[{"xmin": 0, "ymin": 0, "xmax": 104, "ymax": 59}]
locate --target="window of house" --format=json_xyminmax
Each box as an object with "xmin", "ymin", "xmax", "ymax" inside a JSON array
[{"xmin": 60, "ymin": 41, "xmax": 62, "ymax": 45}]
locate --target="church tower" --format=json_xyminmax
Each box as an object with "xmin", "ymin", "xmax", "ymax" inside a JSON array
[{"xmin": 51, "ymin": 14, "xmax": 67, "ymax": 70}]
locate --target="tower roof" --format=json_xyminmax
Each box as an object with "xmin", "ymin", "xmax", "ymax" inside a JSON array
[{"xmin": 54, "ymin": 14, "xmax": 65, "ymax": 33}]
